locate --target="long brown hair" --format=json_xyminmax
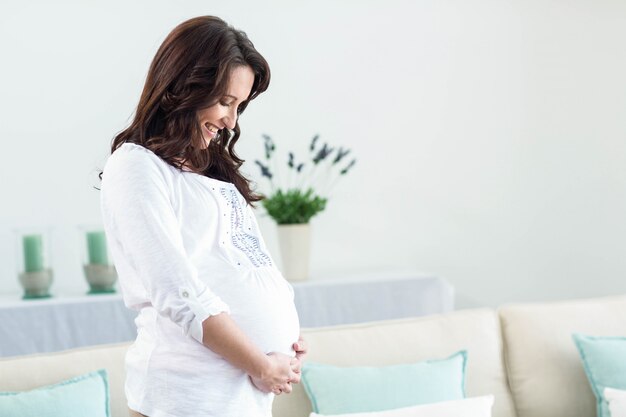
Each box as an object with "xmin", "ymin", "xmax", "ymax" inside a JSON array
[{"xmin": 107, "ymin": 16, "xmax": 269, "ymax": 204}]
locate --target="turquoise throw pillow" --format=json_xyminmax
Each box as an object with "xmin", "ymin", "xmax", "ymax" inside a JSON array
[
  {"xmin": 573, "ymin": 334, "xmax": 626, "ymax": 417},
  {"xmin": 302, "ymin": 350, "xmax": 468, "ymax": 414},
  {"xmin": 0, "ymin": 369, "xmax": 110, "ymax": 417}
]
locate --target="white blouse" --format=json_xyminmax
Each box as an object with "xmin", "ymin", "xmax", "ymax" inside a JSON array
[{"xmin": 100, "ymin": 143, "xmax": 300, "ymax": 417}]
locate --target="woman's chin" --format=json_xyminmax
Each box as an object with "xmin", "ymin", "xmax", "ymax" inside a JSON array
[{"xmin": 193, "ymin": 137, "xmax": 210, "ymax": 150}]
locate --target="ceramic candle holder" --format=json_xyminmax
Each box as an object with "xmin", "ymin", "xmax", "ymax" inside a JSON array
[
  {"xmin": 15, "ymin": 229, "xmax": 53, "ymax": 299},
  {"xmin": 80, "ymin": 226, "xmax": 117, "ymax": 294}
]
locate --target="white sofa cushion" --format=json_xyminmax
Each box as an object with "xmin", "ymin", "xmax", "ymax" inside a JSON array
[
  {"xmin": 605, "ymin": 388, "xmax": 626, "ymax": 417},
  {"xmin": 499, "ymin": 294, "xmax": 626, "ymax": 417},
  {"xmin": 273, "ymin": 309, "xmax": 516, "ymax": 417},
  {"xmin": 0, "ymin": 342, "xmax": 130, "ymax": 417},
  {"xmin": 309, "ymin": 395, "xmax": 495, "ymax": 417}
]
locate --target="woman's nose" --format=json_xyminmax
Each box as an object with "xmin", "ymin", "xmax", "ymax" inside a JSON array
[{"xmin": 223, "ymin": 108, "xmax": 238, "ymax": 130}]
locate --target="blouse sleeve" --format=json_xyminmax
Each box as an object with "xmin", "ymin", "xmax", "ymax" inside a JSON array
[{"xmin": 100, "ymin": 146, "xmax": 229, "ymax": 344}]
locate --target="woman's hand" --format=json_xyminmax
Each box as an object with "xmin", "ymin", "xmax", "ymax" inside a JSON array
[
  {"xmin": 249, "ymin": 336, "xmax": 308, "ymax": 395},
  {"xmin": 249, "ymin": 352, "xmax": 300, "ymax": 395}
]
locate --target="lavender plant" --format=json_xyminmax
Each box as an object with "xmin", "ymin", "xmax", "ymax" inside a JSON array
[{"xmin": 254, "ymin": 134, "xmax": 357, "ymax": 225}]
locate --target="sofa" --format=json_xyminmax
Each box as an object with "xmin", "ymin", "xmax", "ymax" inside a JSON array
[{"xmin": 1, "ymin": 294, "xmax": 625, "ymax": 417}]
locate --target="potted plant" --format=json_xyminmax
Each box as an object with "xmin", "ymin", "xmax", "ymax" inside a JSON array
[{"xmin": 254, "ymin": 134, "xmax": 356, "ymax": 281}]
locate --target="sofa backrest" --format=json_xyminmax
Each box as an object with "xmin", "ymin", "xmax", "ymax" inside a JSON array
[
  {"xmin": 499, "ymin": 294, "xmax": 626, "ymax": 417},
  {"xmin": 0, "ymin": 341, "xmax": 131, "ymax": 417},
  {"xmin": 12, "ymin": 295, "xmax": 622, "ymax": 417},
  {"xmin": 273, "ymin": 308, "xmax": 517, "ymax": 417},
  {"xmin": 0, "ymin": 309, "xmax": 515, "ymax": 417}
]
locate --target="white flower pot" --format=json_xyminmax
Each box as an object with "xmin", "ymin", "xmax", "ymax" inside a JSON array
[{"xmin": 277, "ymin": 223, "xmax": 311, "ymax": 281}]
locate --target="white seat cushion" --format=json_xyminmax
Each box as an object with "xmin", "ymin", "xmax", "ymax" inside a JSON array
[
  {"xmin": 310, "ymin": 395, "xmax": 495, "ymax": 417},
  {"xmin": 605, "ymin": 387, "xmax": 626, "ymax": 417}
]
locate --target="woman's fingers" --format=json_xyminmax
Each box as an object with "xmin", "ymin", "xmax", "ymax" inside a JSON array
[
  {"xmin": 288, "ymin": 363, "xmax": 301, "ymax": 384},
  {"xmin": 251, "ymin": 352, "xmax": 299, "ymax": 394},
  {"xmin": 290, "ymin": 372, "xmax": 301, "ymax": 384},
  {"xmin": 293, "ymin": 336, "xmax": 308, "ymax": 361},
  {"xmin": 273, "ymin": 380, "xmax": 293, "ymax": 395},
  {"xmin": 290, "ymin": 357, "xmax": 301, "ymax": 373},
  {"xmin": 253, "ymin": 351, "xmax": 303, "ymax": 395}
]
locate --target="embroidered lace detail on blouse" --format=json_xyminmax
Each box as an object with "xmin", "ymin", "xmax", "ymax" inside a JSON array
[{"xmin": 220, "ymin": 187, "xmax": 273, "ymax": 268}]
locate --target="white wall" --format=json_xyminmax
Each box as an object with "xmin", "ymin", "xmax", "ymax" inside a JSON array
[{"xmin": 1, "ymin": 0, "xmax": 625, "ymax": 307}]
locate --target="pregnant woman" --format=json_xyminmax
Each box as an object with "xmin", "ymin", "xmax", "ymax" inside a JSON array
[{"xmin": 100, "ymin": 16, "xmax": 306, "ymax": 417}]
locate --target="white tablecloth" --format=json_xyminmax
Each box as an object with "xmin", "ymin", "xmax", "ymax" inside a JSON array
[{"xmin": 0, "ymin": 272, "xmax": 452, "ymax": 357}]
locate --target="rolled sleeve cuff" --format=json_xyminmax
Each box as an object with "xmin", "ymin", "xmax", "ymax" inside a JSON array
[{"xmin": 179, "ymin": 286, "xmax": 230, "ymax": 344}]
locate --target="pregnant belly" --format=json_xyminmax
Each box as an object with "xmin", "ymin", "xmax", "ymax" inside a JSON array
[{"xmin": 217, "ymin": 266, "xmax": 300, "ymax": 355}]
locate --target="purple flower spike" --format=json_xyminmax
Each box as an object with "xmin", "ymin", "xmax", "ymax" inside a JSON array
[
  {"xmin": 340, "ymin": 159, "xmax": 356, "ymax": 175},
  {"xmin": 332, "ymin": 147, "xmax": 351, "ymax": 165},
  {"xmin": 309, "ymin": 134, "xmax": 320, "ymax": 152},
  {"xmin": 255, "ymin": 160, "xmax": 273, "ymax": 180},
  {"xmin": 312, "ymin": 143, "xmax": 334, "ymax": 165}
]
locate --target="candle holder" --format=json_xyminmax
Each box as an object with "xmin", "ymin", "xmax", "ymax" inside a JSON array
[
  {"xmin": 15, "ymin": 228, "xmax": 53, "ymax": 299},
  {"xmin": 80, "ymin": 225, "xmax": 117, "ymax": 294}
]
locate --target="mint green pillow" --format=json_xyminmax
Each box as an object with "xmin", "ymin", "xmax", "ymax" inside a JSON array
[
  {"xmin": 301, "ymin": 351, "xmax": 467, "ymax": 414},
  {"xmin": 573, "ymin": 334, "xmax": 626, "ymax": 417},
  {"xmin": 0, "ymin": 369, "xmax": 110, "ymax": 417}
]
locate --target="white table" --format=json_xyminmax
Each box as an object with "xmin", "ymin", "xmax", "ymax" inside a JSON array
[
  {"xmin": 292, "ymin": 271, "xmax": 454, "ymax": 327},
  {"xmin": 0, "ymin": 272, "xmax": 453, "ymax": 357}
]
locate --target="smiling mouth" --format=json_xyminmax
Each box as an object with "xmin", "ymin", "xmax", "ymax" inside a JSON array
[{"xmin": 204, "ymin": 123, "xmax": 219, "ymax": 134}]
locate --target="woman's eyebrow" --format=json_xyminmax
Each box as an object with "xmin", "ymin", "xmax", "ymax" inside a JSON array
[{"xmin": 224, "ymin": 94, "xmax": 239, "ymax": 101}]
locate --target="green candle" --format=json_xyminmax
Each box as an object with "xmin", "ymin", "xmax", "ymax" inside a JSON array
[
  {"xmin": 87, "ymin": 231, "xmax": 109, "ymax": 265},
  {"xmin": 23, "ymin": 234, "xmax": 44, "ymax": 272}
]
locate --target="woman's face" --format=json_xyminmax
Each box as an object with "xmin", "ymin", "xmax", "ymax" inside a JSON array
[{"xmin": 197, "ymin": 65, "xmax": 255, "ymax": 148}]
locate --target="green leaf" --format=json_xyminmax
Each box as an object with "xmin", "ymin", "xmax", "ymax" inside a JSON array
[{"xmin": 262, "ymin": 188, "xmax": 327, "ymax": 224}]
